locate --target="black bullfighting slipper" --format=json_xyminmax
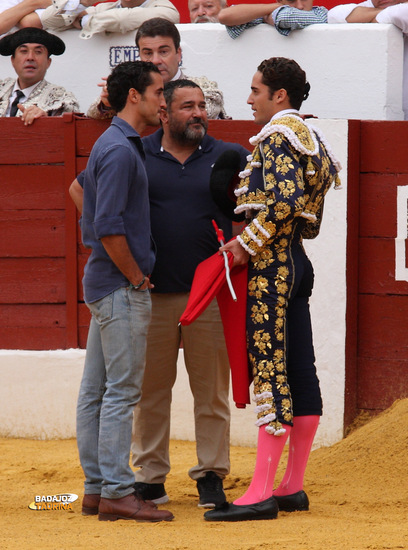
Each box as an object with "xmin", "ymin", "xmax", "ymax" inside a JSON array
[
  {"xmin": 203, "ymin": 496, "xmax": 278, "ymax": 522},
  {"xmin": 273, "ymin": 490, "xmax": 309, "ymax": 512}
]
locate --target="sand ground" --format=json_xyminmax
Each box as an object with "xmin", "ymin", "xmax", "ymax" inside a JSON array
[{"xmin": 1, "ymin": 399, "xmax": 407, "ymax": 550}]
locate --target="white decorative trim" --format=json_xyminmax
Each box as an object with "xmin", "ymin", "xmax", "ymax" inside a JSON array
[
  {"xmin": 237, "ymin": 235, "xmax": 256, "ymax": 256},
  {"xmin": 253, "ymin": 391, "xmax": 273, "ymax": 402},
  {"xmin": 255, "ymin": 413, "xmax": 277, "ymax": 427},
  {"xmin": 251, "ymin": 161, "xmax": 262, "ymax": 167},
  {"xmin": 245, "ymin": 226, "xmax": 263, "ymax": 247},
  {"xmin": 254, "ymin": 404, "xmax": 272, "ymax": 413},
  {"xmin": 239, "ymin": 169, "xmax": 251, "ymax": 178},
  {"xmin": 248, "ymin": 115, "xmax": 342, "ymax": 176},
  {"xmin": 305, "ymin": 121, "xmax": 342, "ymax": 172},
  {"xmin": 300, "ymin": 211, "xmax": 317, "ymax": 222},
  {"xmin": 246, "ymin": 154, "xmax": 253, "ymax": 162},
  {"xmin": 234, "ymin": 185, "xmax": 248, "ymax": 197},
  {"xmin": 253, "ymin": 218, "xmax": 271, "ymax": 239},
  {"xmin": 265, "ymin": 425, "xmax": 287, "ymax": 436},
  {"xmin": 234, "ymin": 203, "xmax": 266, "ymax": 214},
  {"xmin": 249, "ymin": 115, "xmax": 320, "ymax": 157}
]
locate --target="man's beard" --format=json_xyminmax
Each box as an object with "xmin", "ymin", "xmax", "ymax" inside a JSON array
[
  {"xmin": 169, "ymin": 118, "xmax": 208, "ymax": 145},
  {"xmin": 192, "ymin": 15, "xmax": 219, "ymax": 23}
]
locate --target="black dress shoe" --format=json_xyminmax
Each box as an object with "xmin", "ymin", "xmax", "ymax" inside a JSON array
[
  {"xmin": 204, "ymin": 496, "xmax": 278, "ymax": 522},
  {"xmin": 273, "ymin": 490, "xmax": 309, "ymax": 512}
]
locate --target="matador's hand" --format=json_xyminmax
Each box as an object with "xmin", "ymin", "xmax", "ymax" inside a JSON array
[{"xmin": 219, "ymin": 238, "xmax": 250, "ymax": 267}]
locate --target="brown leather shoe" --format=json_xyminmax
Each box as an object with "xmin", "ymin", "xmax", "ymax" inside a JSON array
[
  {"xmin": 98, "ymin": 494, "xmax": 174, "ymax": 522},
  {"xmin": 82, "ymin": 492, "xmax": 157, "ymax": 516},
  {"xmin": 82, "ymin": 494, "xmax": 101, "ymax": 516}
]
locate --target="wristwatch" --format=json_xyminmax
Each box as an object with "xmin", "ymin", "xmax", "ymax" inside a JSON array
[{"xmin": 129, "ymin": 276, "xmax": 145, "ymax": 291}]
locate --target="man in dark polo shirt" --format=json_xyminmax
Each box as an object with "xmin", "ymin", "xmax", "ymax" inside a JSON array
[
  {"xmin": 131, "ymin": 79, "xmax": 249, "ymax": 508},
  {"xmin": 76, "ymin": 60, "xmax": 173, "ymax": 523}
]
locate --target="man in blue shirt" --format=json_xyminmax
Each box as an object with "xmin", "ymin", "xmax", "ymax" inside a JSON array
[
  {"xmin": 77, "ymin": 60, "xmax": 174, "ymax": 523},
  {"xmin": 131, "ymin": 80, "xmax": 249, "ymax": 508},
  {"xmin": 70, "ymin": 79, "xmax": 249, "ymax": 510}
]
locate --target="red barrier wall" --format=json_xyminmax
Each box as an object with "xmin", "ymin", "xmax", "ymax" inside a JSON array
[
  {"xmin": 356, "ymin": 122, "xmax": 408, "ymax": 413},
  {"xmin": 1, "ymin": 115, "xmax": 407, "ymax": 425},
  {"xmin": 0, "ymin": 115, "xmax": 259, "ymax": 349}
]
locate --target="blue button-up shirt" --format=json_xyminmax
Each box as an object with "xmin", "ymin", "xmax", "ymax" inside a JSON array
[{"xmin": 81, "ymin": 116, "xmax": 155, "ymax": 303}]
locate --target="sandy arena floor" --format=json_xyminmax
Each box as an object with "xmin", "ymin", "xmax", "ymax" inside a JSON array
[{"xmin": 1, "ymin": 399, "xmax": 407, "ymax": 550}]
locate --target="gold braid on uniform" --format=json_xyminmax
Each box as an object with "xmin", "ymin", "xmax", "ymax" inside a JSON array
[
  {"xmin": 235, "ymin": 114, "xmax": 342, "ymax": 435},
  {"xmin": 234, "ymin": 115, "xmax": 341, "ymax": 257}
]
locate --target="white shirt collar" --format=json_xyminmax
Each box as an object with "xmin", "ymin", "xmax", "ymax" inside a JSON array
[
  {"xmin": 13, "ymin": 80, "xmax": 41, "ymax": 98},
  {"xmin": 271, "ymin": 108, "xmax": 300, "ymax": 121},
  {"xmin": 6, "ymin": 81, "xmax": 40, "ymax": 116},
  {"xmin": 171, "ymin": 68, "xmax": 183, "ymax": 81}
]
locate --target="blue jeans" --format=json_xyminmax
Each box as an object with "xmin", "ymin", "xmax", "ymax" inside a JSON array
[{"xmin": 77, "ymin": 286, "xmax": 151, "ymax": 499}]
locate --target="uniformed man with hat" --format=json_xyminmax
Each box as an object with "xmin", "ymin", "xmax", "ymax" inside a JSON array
[{"xmin": 0, "ymin": 27, "xmax": 79, "ymax": 124}]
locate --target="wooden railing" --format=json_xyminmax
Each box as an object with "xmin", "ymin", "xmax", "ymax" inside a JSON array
[
  {"xmin": 0, "ymin": 114, "xmax": 258, "ymax": 349},
  {"xmin": 1, "ymin": 115, "xmax": 407, "ymax": 419}
]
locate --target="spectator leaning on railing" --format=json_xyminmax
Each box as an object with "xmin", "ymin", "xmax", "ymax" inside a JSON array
[
  {"xmin": 218, "ymin": 0, "xmax": 408, "ymax": 118},
  {"xmin": 39, "ymin": 0, "xmax": 179, "ymax": 39},
  {"xmin": 218, "ymin": 0, "xmax": 328, "ymax": 38},
  {"xmin": 0, "ymin": 27, "xmax": 79, "ymax": 124}
]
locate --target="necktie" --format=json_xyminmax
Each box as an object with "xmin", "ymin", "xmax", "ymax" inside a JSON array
[{"xmin": 10, "ymin": 90, "xmax": 25, "ymax": 117}]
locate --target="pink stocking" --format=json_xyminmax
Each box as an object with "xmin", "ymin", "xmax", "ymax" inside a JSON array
[
  {"xmin": 234, "ymin": 425, "xmax": 291, "ymax": 505},
  {"xmin": 274, "ymin": 415, "xmax": 319, "ymax": 496}
]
